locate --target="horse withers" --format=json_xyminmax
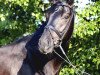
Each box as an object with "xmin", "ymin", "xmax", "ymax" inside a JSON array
[{"xmin": 0, "ymin": 0, "xmax": 74, "ymax": 75}]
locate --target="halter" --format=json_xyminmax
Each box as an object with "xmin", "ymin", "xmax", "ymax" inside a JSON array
[{"xmin": 45, "ymin": 3, "xmax": 74, "ymax": 48}]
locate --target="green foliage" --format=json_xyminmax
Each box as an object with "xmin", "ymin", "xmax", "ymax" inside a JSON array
[{"xmin": 0, "ymin": 0, "xmax": 49, "ymax": 46}]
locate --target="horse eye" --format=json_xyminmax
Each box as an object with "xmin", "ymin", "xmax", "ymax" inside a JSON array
[
  {"xmin": 64, "ymin": 16, "xmax": 68, "ymax": 19},
  {"xmin": 64, "ymin": 15, "xmax": 69, "ymax": 19}
]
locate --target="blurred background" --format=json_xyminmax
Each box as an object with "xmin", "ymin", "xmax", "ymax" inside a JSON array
[{"xmin": 0, "ymin": 0, "xmax": 100, "ymax": 75}]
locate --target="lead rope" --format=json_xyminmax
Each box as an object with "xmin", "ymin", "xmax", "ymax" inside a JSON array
[{"xmin": 54, "ymin": 44, "xmax": 91, "ymax": 75}]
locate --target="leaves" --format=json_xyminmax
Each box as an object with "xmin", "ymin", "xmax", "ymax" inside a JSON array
[{"xmin": 0, "ymin": 0, "xmax": 48, "ymax": 45}]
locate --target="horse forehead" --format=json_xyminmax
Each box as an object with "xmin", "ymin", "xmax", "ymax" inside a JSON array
[{"xmin": 46, "ymin": 2, "xmax": 70, "ymax": 15}]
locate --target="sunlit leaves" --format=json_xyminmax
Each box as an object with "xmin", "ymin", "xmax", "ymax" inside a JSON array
[
  {"xmin": 0, "ymin": 0, "xmax": 48, "ymax": 45},
  {"xmin": 0, "ymin": 14, "xmax": 5, "ymax": 21},
  {"xmin": 4, "ymin": 0, "xmax": 29, "ymax": 8}
]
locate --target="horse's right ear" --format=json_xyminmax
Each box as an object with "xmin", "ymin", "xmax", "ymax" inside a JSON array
[
  {"xmin": 48, "ymin": 0, "xmax": 61, "ymax": 4},
  {"xmin": 66, "ymin": 0, "xmax": 74, "ymax": 5}
]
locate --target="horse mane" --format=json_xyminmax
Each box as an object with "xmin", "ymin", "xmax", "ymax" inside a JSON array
[
  {"xmin": 13, "ymin": 35, "xmax": 32, "ymax": 44},
  {"xmin": 0, "ymin": 35, "xmax": 31, "ymax": 49},
  {"xmin": 25, "ymin": 21, "xmax": 47, "ymax": 49},
  {"xmin": 20, "ymin": 21, "xmax": 49, "ymax": 72},
  {"xmin": 0, "ymin": 21, "xmax": 47, "ymax": 48}
]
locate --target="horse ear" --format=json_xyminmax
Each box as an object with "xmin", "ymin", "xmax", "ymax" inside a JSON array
[
  {"xmin": 66, "ymin": 0, "xmax": 74, "ymax": 5},
  {"xmin": 48, "ymin": 0, "xmax": 61, "ymax": 4}
]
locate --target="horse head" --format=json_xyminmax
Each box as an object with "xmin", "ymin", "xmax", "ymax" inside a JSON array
[{"xmin": 38, "ymin": 0, "xmax": 74, "ymax": 54}]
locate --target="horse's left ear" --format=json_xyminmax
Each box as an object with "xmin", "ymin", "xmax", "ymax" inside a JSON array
[
  {"xmin": 66, "ymin": 0, "xmax": 74, "ymax": 5},
  {"xmin": 48, "ymin": 0, "xmax": 61, "ymax": 4}
]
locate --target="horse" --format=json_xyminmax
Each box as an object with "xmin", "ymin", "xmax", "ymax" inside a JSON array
[{"xmin": 0, "ymin": 0, "xmax": 74, "ymax": 75}]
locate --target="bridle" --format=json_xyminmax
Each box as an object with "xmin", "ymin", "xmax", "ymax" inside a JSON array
[{"xmin": 45, "ymin": 3, "xmax": 74, "ymax": 48}]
